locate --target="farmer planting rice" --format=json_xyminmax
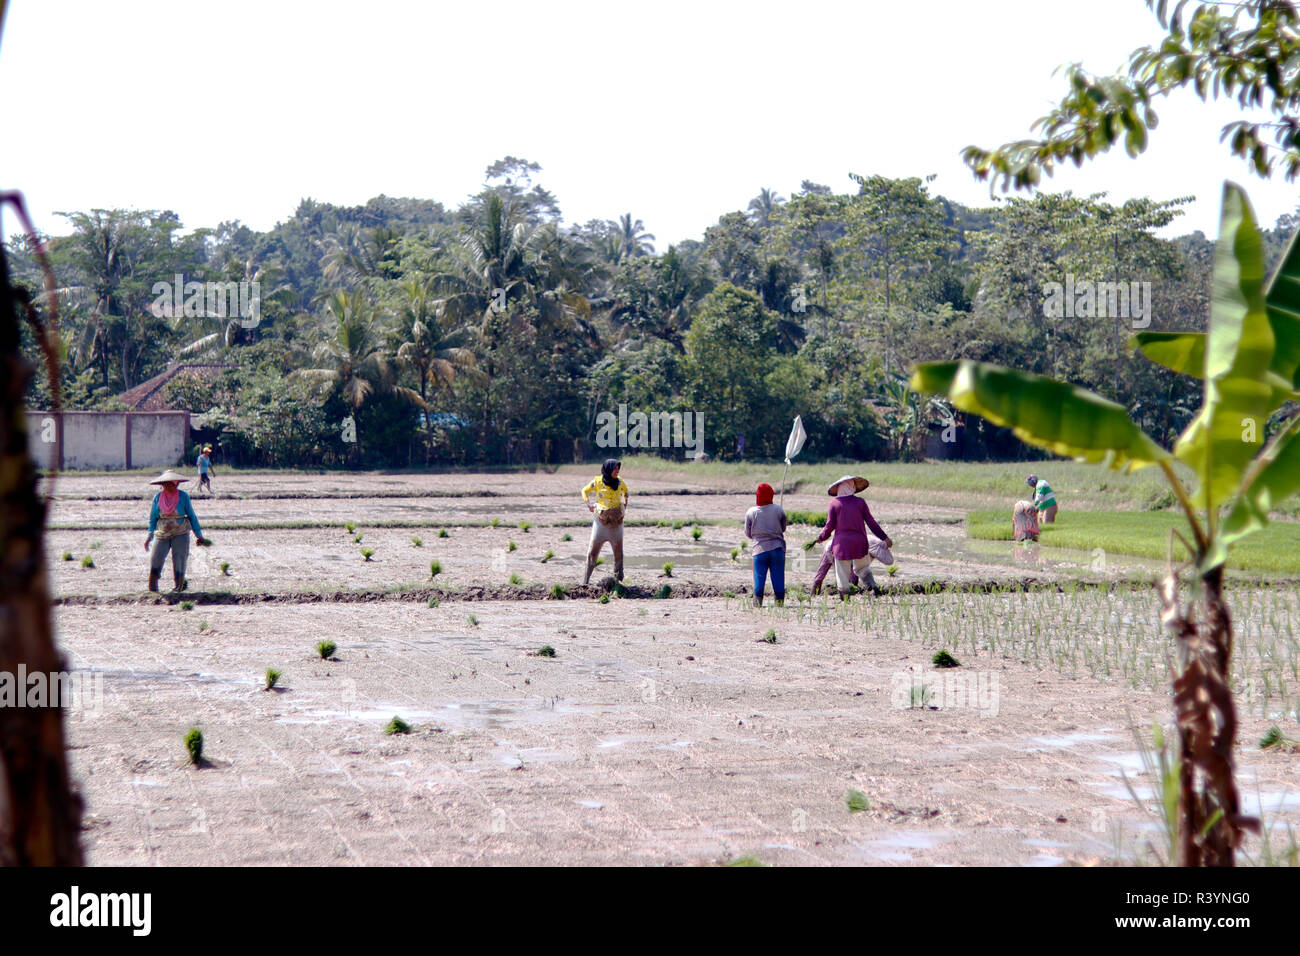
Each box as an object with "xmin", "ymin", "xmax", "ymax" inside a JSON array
[
  {"xmin": 1026, "ymin": 474, "xmax": 1057, "ymax": 523},
  {"xmin": 813, "ymin": 475, "xmax": 893, "ymax": 598},
  {"xmin": 810, "ymin": 529, "xmax": 894, "ymax": 595},
  {"xmin": 144, "ymin": 470, "xmax": 209, "ymax": 593},
  {"xmin": 1012, "ymin": 499, "xmax": 1040, "ymax": 542},
  {"xmin": 744, "ymin": 482, "xmax": 787, "ymax": 607},
  {"xmin": 580, "ymin": 458, "xmax": 629, "ymax": 585}
]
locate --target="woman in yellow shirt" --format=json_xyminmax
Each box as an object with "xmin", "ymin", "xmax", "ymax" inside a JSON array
[{"xmin": 581, "ymin": 458, "xmax": 629, "ymax": 585}]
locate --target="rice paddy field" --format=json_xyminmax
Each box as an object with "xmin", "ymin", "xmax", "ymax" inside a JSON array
[{"xmin": 46, "ymin": 459, "xmax": 1300, "ymax": 866}]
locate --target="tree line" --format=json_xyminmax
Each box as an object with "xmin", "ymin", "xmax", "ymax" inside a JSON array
[{"xmin": 11, "ymin": 155, "xmax": 1298, "ymax": 467}]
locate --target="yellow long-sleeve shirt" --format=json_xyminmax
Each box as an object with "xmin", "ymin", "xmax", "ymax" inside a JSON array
[{"xmin": 581, "ymin": 476, "xmax": 629, "ymax": 512}]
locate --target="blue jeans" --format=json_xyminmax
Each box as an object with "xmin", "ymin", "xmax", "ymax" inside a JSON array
[{"xmin": 752, "ymin": 548, "xmax": 785, "ymax": 599}]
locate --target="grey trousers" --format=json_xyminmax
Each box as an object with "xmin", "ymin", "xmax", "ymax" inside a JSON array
[
  {"xmin": 151, "ymin": 533, "xmax": 190, "ymax": 579},
  {"xmin": 585, "ymin": 515, "xmax": 624, "ymax": 584}
]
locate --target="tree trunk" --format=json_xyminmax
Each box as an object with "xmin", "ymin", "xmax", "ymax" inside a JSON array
[
  {"xmin": 0, "ymin": 245, "xmax": 84, "ymax": 865},
  {"xmin": 1166, "ymin": 566, "xmax": 1258, "ymax": 866}
]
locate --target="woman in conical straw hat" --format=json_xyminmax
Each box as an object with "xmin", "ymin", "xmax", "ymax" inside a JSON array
[
  {"xmin": 144, "ymin": 470, "xmax": 208, "ymax": 593},
  {"xmin": 813, "ymin": 475, "xmax": 894, "ymax": 597}
]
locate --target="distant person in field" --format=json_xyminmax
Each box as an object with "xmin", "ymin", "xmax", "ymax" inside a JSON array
[
  {"xmin": 197, "ymin": 444, "xmax": 215, "ymax": 495},
  {"xmin": 745, "ymin": 482, "xmax": 787, "ymax": 607},
  {"xmin": 1026, "ymin": 474, "xmax": 1058, "ymax": 523},
  {"xmin": 144, "ymin": 470, "xmax": 208, "ymax": 593},
  {"xmin": 581, "ymin": 458, "xmax": 629, "ymax": 585},
  {"xmin": 813, "ymin": 475, "xmax": 893, "ymax": 598},
  {"xmin": 1012, "ymin": 499, "xmax": 1040, "ymax": 542}
]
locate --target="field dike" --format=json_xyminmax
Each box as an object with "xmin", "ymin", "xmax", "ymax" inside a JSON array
[{"xmin": 49, "ymin": 573, "xmax": 1256, "ymax": 607}]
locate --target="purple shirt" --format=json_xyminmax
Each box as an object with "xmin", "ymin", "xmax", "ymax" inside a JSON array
[{"xmin": 816, "ymin": 496, "xmax": 886, "ymax": 561}]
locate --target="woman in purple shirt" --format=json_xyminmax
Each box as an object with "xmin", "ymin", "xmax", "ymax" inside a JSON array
[{"xmin": 815, "ymin": 475, "xmax": 893, "ymax": 597}]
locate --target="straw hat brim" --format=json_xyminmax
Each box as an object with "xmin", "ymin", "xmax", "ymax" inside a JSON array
[
  {"xmin": 149, "ymin": 470, "xmax": 190, "ymax": 485},
  {"xmin": 827, "ymin": 475, "xmax": 869, "ymax": 495}
]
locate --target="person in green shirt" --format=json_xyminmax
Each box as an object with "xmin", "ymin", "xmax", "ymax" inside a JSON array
[{"xmin": 1026, "ymin": 474, "xmax": 1058, "ymax": 523}]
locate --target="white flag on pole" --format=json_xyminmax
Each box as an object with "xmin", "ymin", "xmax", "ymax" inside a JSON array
[{"xmin": 784, "ymin": 415, "xmax": 806, "ymax": 465}]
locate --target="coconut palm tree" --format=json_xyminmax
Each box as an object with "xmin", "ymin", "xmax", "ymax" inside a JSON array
[
  {"xmin": 748, "ymin": 188, "xmax": 786, "ymax": 228},
  {"xmin": 616, "ymin": 213, "xmax": 655, "ymax": 259},
  {"xmin": 390, "ymin": 277, "xmax": 481, "ymax": 454},
  {"xmin": 294, "ymin": 290, "xmax": 424, "ymax": 456}
]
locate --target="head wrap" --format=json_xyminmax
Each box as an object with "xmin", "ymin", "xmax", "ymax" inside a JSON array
[
  {"xmin": 756, "ymin": 483, "xmax": 774, "ymax": 506},
  {"xmin": 602, "ymin": 458, "xmax": 622, "ymax": 490}
]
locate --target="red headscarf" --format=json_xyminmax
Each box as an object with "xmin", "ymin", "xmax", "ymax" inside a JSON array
[{"xmin": 756, "ymin": 483, "xmax": 774, "ymax": 506}]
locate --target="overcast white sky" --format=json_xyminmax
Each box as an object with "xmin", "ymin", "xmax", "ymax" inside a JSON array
[{"xmin": 3, "ymin": 0, "xmax": 1298, "ymax": 244}]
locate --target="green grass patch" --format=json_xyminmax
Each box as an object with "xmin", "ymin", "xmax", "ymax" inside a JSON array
[
  {"xmin": 265, "ymin": 668, "xmax": 281, "ymax": 690},
  {"xmin": 536, "ymin": 645, "xmax": 557, "ymax": 658},
  {"xmin": 316, "ymin": 639, "xmax": 336, "ymax": 659},
  {"xmin": 966, "ymin": 508, "xmax": 1300, "ymax": 574},
  {"xmin": 184, "ymin": 728, "xmax": 203, "ymax": 765},
  {"xmin": 845, "ymin": 788, "xmax": 872, "ymax": 813}
]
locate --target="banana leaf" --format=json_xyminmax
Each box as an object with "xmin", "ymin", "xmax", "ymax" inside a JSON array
[
  {"xmin": 1173, "ymin": 183, "xmax": 1277, "ymax": 515},
  {"xmin": 910, "ymin": 360, "xmax": 1169, "ymax": 470}
]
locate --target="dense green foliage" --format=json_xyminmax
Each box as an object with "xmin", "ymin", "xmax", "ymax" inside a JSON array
[{"xmin": 13, "ymin": 155, "xmax": 1299, "ymax": 467}]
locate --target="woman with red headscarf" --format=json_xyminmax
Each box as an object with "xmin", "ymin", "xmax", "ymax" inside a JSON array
[{"xmin": 744, "ymin": 482, "xmax": 787, "ymax": 607}]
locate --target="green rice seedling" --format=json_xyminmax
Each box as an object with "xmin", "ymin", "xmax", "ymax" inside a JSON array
[
  {"xmin": 595, "ymin": 557, "xmax": 604, "ymax": 567},
  {"xmin": 361, "ymin": 547, "xmax": 374, "ymax": 561},
  {"xmin": 345, "ymin": 522, "xmax": 356, "ymax": 534},
  {"xmin": 598, "ymin": 593, "xmax": 610, "ymax": 604},
  {"xmin": 761, "ymin": 628, "xmax": 778, "ymax": 644},
  {"xmin": 1260, "ymin": 726, "xmax": 1300, "ymax": 751},
  {"xmin": 723, "ymin": 590, "xmax": 735, "ymax": 599},
  {"xmin": 80, "ymin": 555, "xmax": 94, "ymax": 568},
  {"xmin": 412, "ymin": 536, "xmax": 423, "ymax": 547},
  {"xmin": 909, "ymin": 684, "xmax": 932, "ymax": 708},
  {"xmin": 541, "ymin": 549, "xmax": 554, "ymax": 563},
  {"xmin": 692, "ymin": 526, "xmax": 702, "ymax": 540},
  {"xmin": 509, "ymin": 573, "xmax": 523, "ymax": 585},
  {"xmin": 467, "ymin": 614, "xmax": 479, "ymax": 627},
  {"xmin": 198, "ymin": 620, "xmax": 211, "ymax": 633},
  {"xmin": 385, "ymin": 716, "xmax": 412, "ymax": 735},
  {"xmin": 220, "ymin": 561, "xmax": 230, "ymax": 575},
  {"xmin": 662, "ymin": 562, "xmax": 674, "ymax": 577},
  {"xmin": 438, "ymin": 528, "xmax": 449, "ymax": 538},
  {"xmin": 427, "ymin": 597, "xmax": 439, "ymax": 608},
  {"xmin": 561, "ymin": 533, "xmax": 572, "ymax": 542},
  {"xmin": 551, "ymin": 584, "xmax": 565, "ymax": 599},
  {"xmin": 353, "ymin": 534, "xmax": 363, "ymax": 544},
  {"xmin": 637, "ymin": 607, "xmax": 648, "ymax": 617},
  {"xmin": 932, "ymin": 650, "xmax": 960, "ymax": 668},
  {"xmin": 887, "ymin": 564, "xmax": 899, "ymax": 577},
  {"xmin": 724, "ymin": 855, "xmax": 768, "ymax": 867},
  {"xmin": 613, "ymin": 582, "xmax": 628, "ymax": 598},
  {"xmin": 89, "ymin": 541, "xmax": 102, "ymax": 549},
  {"xmin": 520, "ymin": 521, "xmax": 532, "ymax": 533},
  {"xmin": 180, "ymin": 601, "xmax": 194, "ymax": 611},
  {"xmin": 507, "ymin": 540, "xmax": 517, "ymax": 552},
  {"xmin": 61, "ymin": 551, "xmax": 73, "ymax": 561},
  {"xmin": 672, "ymin": 520, "xmax": 684, "ymax": 530},
  {"xmin": 740, "ymin": 540, "xmax": 747, "ymax": 550},
  {"xmin": 655, "ymin": 584, "xmax": 672, "ymax": 599},
  {"xmin": 490, "ymin": 517, "xmax": 500, "ymax": 528},
  {"xmin": 845, "ymin": 789, "xmax": 872, "ymax": 813},
  {"xmin": 264, "ymin": 668, "xmax": 281, "ymax": 690},
  {"xmin": 316, "ymin": 639, "xmax": 336, "ymax": 659},
  {"xmin": 730, "ymin": 548, "xmax": 739, "ymax": 561},
  {"xmin": 184, "ymin": 728, "xmax": 203, "ymax": 765},
  {"xmin": 429, "ymin": 560, "xmax": 442, "ymax": 579},
  {"xmin": 536, "ymin": 645, "xmax": 557, "ymax": 658},
  {"xmin": 1119, "ymin": 721, "xmax": 1180, "ymax": 866}
]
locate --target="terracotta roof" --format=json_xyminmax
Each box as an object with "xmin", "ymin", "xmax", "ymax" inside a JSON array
[{"xmin": 118, "ymin": 364, "xmax": 234, "ymax": 411}]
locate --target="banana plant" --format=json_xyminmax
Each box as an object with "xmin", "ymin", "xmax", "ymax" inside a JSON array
[{"xmin": 910, "ymin": 181, "xmax": 1300, "ymax": 866}]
